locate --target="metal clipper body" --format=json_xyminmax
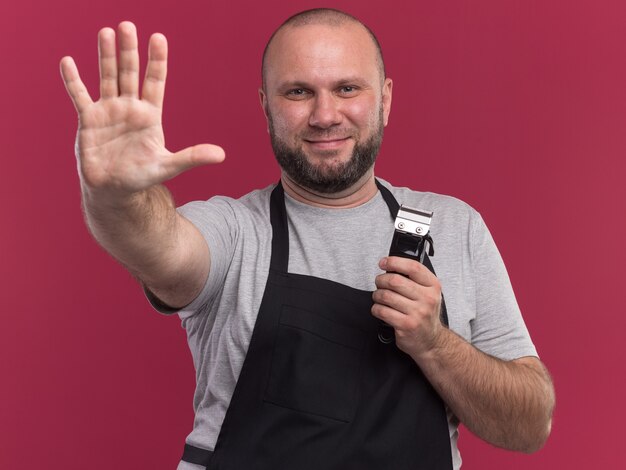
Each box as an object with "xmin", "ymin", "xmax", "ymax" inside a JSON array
[{"xmin": 378, "ymin": 205, "xmax": 435, "ymax": 344}]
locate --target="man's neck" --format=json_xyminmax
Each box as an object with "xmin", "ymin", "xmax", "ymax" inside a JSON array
[{"xmin": 280, "ymin": 170, "xmax": 378, "ymax": 209}]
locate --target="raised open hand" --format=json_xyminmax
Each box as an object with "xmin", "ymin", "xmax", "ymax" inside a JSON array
[{"xmin": 60, "ymin": 22, "xmax": 225, "ymax": 197}]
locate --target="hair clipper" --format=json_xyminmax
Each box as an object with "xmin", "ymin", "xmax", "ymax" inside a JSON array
[{"xmin": 378, "ymin": 205, "xmax": 435, "ymax": 344}]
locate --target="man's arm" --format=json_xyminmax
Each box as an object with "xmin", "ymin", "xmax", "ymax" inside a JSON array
[
  {"xmin": 416, "ymin": 331, "xmax": 553, "ymax": 452},
  {"xmin": 82, "ymin": 185, "xmax": 210, "ymax": 309},
  {"xmin": 372, "ymin": 256, "xmax": 555, "ymax": 453},
  {"xmin": 60, "ymin": 22, "xmax": 225, "ymax": 307}
]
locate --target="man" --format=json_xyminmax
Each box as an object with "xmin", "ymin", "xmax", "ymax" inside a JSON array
[{"xmin": 60, "ymin": 8, "xmax": 555, "ymax": 470}]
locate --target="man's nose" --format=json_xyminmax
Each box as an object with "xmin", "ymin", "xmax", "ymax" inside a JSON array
[{"xmin": 308, "ymin": 92, "xmax": 343, "ymax": 129}]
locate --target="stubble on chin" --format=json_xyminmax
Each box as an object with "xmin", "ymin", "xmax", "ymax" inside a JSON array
[{"xmin": 268, "ymin": 112, "xmax": 384, "ymax": 194}]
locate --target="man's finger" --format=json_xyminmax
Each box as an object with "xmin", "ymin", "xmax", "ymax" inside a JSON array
[
  {"xmin": 117, "ymin": 21, "xmax": 140, "ymax": 98},
  {"xmin": 372, "ymin": 287, "xmax": 416, "ymax": 314},
  {"xmin": 60, "ymin": 56, "xmax": 94, "ymax": 113},
  {"xmin": 142, "ymin": 33, "xmax": 168, "ymax": 108},
  {"xmin": 98, "ymin": 27, "xmax": 118, "ymax": 99},
  {"xmin": 380, "ymin": 256, "xmax": 438, "ymax": 287},
  {"xmin": 375, "ymin": 272, "xmax": 422, "ymax": 300},
  {"xmin": 161, "ymin": 144, "xmax": 226, "ymax": 180},
  {"xmin": 371, "ymin": 302, "xmax": 407, "ymax": 329}
]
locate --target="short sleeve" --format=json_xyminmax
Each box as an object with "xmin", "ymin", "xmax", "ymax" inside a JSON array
[
  {"xmin": 469, "ymin": 211, "xmax": 538, "ymax": 360},
  {"xmin": 144, "ymin": 197, "xmax": 240, "ymax": 319}
]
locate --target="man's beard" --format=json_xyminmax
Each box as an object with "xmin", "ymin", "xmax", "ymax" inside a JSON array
[{"xmin": 269, "ymin": 111, "xmax": 384, "ymax": 194}]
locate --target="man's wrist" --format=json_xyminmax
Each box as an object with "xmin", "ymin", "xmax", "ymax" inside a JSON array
[
  {"xmin": 409, "ymin": 323, "xmax": 456, "ymax": 367},
  {"xmin": 82, "ymin": 184, "xmax": 175, "ymax": 223}
]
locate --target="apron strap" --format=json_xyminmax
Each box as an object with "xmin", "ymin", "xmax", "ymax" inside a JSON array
[
  {"xmin": 269, "ymin": 181, "xmax": 289, "ymax": 272},
  {"xmin": 375, "ymin": 178, "xmax": 400, "ymax": 216}
]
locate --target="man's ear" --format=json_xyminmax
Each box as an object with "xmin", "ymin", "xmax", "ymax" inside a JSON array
[
  {"xmin": 382, "ymin": 78, "xmax": 393, "ymax": 127},
  {"xmin": 259, "ymin": 87, "xmax": 270, "ymax": 133}
]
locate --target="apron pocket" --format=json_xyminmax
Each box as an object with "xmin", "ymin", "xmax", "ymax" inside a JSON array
[{"xmin": 263, "ymin": 304, "xmax": 365, "ymax": 423}]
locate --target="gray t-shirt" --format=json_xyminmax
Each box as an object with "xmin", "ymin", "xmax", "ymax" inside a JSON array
[{"xmin": 153, "ymin": 180, "xmax": 537, "ymax": 470}]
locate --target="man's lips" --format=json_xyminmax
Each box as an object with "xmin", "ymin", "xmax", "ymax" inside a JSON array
[{"xmin": 303, "ymin": 137, "xmax": 351, "ymax": 150}]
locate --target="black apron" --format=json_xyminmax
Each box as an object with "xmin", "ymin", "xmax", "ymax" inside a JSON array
[{"xmin": 182, "ymin": 181, "xmax": 453, "ymax": 469}]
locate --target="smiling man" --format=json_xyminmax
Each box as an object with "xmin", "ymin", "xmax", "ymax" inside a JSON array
[
  {"xmin": 61, "ymin": 8, "xmax": 554, "ymax": 470},
  {"xmin": 261, "ymin": 17, "xmax": 390, "ymax": 198}
]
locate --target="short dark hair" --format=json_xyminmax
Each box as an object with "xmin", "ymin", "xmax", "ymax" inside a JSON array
[{"xmin": 261, "ymin": 8, "xmax": 386, "ymax": 89}]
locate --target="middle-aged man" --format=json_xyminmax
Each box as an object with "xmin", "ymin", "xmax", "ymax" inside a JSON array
[{"xmin": 60, "ymin": 8, "xmax": 555, "ymax": 470}]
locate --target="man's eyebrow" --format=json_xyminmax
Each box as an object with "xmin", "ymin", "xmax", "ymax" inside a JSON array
[
  {"xmin": 277, "ymin": 81, "xmax": 311, "ymax": 90},
  {"xmin": 335, "ymin": 77, "xmax": 370, "ymax": 87},
  {"xmin": 276, "ymin": 77, "xmax": 370, "ymax": 90}
]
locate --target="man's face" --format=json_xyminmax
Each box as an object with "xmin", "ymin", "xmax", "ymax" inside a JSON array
[{"xmin": 260, "ymin": 22, "xmax": 393, "ymax": 194}]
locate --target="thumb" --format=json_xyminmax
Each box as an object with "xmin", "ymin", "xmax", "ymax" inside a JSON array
[{"xmin": 161, "ymin": 144, "xmax": 226, "ymax": 179}]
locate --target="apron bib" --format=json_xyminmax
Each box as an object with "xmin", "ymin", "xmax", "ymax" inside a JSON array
[{"xmin": 182, "ymin": 181, "xmax": 453, "ymax": 469}]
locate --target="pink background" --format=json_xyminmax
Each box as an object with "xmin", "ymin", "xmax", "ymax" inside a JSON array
[{"xmin": 2, "ymin": 0, "xmax": 624, "ymax": 468}]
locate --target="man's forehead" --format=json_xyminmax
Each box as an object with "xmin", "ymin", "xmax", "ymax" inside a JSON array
[
  {"xmin": 264, "ymin": 22, "xmax": 382, "ymax": 84},
  {"xmin": 269, "ymin": 22, "xmax": 372, "ymax": 55}
]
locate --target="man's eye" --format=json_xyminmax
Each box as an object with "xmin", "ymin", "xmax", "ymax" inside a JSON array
[
  {"xmin": 287, "ymin": 88, "xmax": 308, "ymax": 97},
  {"xmin": 339, "ymin": 86, "xmax": 358, "ymax": 95}
]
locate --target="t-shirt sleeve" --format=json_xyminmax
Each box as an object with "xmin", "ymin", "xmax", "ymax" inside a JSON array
[
  {"xmin": 469, "ymin": 210, "xmax": 538, "ymax": 360},
  {"xmin": 145, "ymin": 197, "xmax": 239, "ymax": 319}
]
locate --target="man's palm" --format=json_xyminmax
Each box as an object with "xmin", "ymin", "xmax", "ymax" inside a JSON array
[{"xmin": 60, "ymin": 22, "xmax": 224, "ymax": 196}]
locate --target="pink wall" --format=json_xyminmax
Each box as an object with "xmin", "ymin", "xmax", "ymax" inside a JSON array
[{"xmin": 2, "ymin": 0, "xmax": 624, "ymax": 468}]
